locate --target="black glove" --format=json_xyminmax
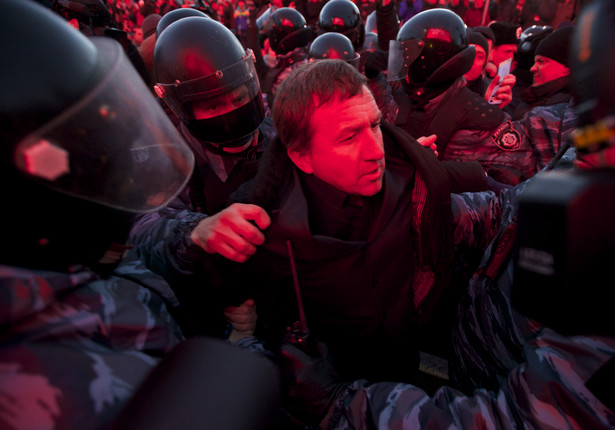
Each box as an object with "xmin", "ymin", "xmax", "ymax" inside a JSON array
[
  {"xmin": 278, "ymin": 341, "xmax": 350, "ymax": 426},
  {"xmin": 364, "ymin": 49, "xmax": 389, "ymax": 79}
]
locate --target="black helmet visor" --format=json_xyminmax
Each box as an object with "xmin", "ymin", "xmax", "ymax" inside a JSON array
[{"xmin": 14, "ymin": 38, "xmax": 194, "ymax": 213}]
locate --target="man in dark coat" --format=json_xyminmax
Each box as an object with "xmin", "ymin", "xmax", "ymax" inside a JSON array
[
  {"xmin": 274, "ymin": 3, "xmax": 615, "ymax": 427},
  {"xmin": 131, "ymin": 59, "xmax": 509, "ymax": 386}
]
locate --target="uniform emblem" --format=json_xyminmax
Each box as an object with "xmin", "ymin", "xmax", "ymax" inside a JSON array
[{"xmin": 492, "ymin": 121, "xmax": 521, "ymax": 151}]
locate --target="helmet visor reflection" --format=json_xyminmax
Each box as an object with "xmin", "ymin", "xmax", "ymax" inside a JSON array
[
  {"xmin": 14, "ymin": 38, "xmax": 194, "ymax": 213},
  {"xmin": 387, "ymin": 38, "xmax": 424, "ymax": 81},
  {"xmin": 155, "ymin": 50, "xmax": 261, "ymax": 122}
]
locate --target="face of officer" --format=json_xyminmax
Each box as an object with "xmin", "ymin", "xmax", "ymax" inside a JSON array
[
  {"xmin": 288, "ymin": 85, "xmax": 386, "ymax": 197},
  {"xmin": 192, "ymin": 85, "xmax": 252, "ymax": 119},
  {"xmin": 464, "ymin": 44, "xmax": 487, "ymax": 82},
  {"xmin": 530, "ymin": 54, "xmax": 570, "ymax": 86}
]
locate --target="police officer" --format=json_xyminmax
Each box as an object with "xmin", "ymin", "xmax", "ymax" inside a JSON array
[
  {"xmin": 308, "ymin": 31, "xmax": 360, "ymax": 68},
  {"xmin": 155, "ymin": 6, "xmax": 210, "ymax": 38},
  {"xmin": 317, "ymin": 0, "xmax": 400, "ymax": 122},
  {"xmin": 152, "ymin": 16, "xmax": 272, "ymax": 216},
  {"xmin": 1, "ymin": 3, "xmax": 286, "ymax": 429},
  {"xmin": 131, "ymin": 16, "xmax": 275, "ymax": 337},
  {"xmin": 316, "ymin": 0, "xmax": 365, "ymax": 53},
  {"xmin": 505, "ymin": 24, "xmax": 553, "ymax": 116},
  {"xmin": 510, "ymin": 26, "xmax": 575, "ymax": 120},
  {"xmin": 0, "ymin": 0, "xmax": 193, "ymax": 427},
  {"xmin": 258, "ymin": 7, "xmax": 312, "ymax": 112},
  {"xmin": 388, "ymin": 8, "xmax": 527, "ymax": 185}
]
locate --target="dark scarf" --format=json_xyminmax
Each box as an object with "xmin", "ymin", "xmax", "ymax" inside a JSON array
[{"xmin": 520, "ymin": 75, "xmax": 572, "ymax": 107}]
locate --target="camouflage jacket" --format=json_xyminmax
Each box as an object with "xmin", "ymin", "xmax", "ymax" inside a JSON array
[
  {"xmin": 321, "ymin": 169, "xmax": 615, "ymax": 429},
  {"xmin": 442, "ymin": 88, "xmax": 576, "ymax": 186},
  {"xmin": 394, "ymin": 77, "xmax": 575, "ymax": 187},
  {"xmin": 0, "ymin": 258, "xmax": 183, "ymax": 430},
  {"xmin": 514, "ymin": 98, "xmax": 577, "ymax": 175},
  {"xmin": 129, "ymin": 193, "xmax": 209, "ymax": 282},
  {"xmin": 323, "ymin": 329, "xmax": 615, "ymax": 429}
]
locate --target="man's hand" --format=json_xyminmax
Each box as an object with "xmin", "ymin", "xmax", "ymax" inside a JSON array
[
  {"xmin": 225, "ymin": 298, "xmax": 258, "ymax": 343},
  {"xmin": 486, "ymin": 74, "xmax": 516, "ymax": 108},
  {"xmin": 417, "ymin": 134, "xmax": 438, "ymax": 157},
  {"xmin": 279, "ymin": 341, "xmax": 349, "ymax": 425},
  {"xmin": 485, "ymin": 61, "xmax": 498, "ymax": 79},
  {"xmin": 190, "ymin": 203, "xmax": 271, "ymax": 262}
]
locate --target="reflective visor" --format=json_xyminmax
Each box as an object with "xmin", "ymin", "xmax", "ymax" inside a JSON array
[
  {"xmin": 14, "ymin": 38, "xmax": 194, "ymax": 213},
  {"xmin": 387, "ymin": 38, "xmax": 424, "ymax": 81},
  {"xmin": 155, "ymin": 50, "xmax": 261, "ymax": 122}
]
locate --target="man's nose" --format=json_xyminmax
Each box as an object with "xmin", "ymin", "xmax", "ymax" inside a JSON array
[{"xmin": 364, "ymin": 132, "xmax": 385, "ymax": 160}]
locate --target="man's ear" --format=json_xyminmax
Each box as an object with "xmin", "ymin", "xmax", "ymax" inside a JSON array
[{"xmin": 287, "ymin": 148, "xmax": 314, "ymax": 174}]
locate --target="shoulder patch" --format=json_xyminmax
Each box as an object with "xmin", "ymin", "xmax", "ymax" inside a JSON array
[{"xmin": 491, "ymin": 121, "xmax": 521, "ymax": 151}]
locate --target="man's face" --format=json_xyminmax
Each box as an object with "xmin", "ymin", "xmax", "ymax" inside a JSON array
[
  {"xmin": 491, "ymin": 44, "xmax": 517, "ymax": 67},
  {"xmin": 289, "ymin": 86, "xmax": 385, "ymax": 196},
  {"xmin": 530, "ymin": 55, "xmax": 570, "ymax": 86},
  {"xmin": 464, "ymin": 45, "xmax": 487, "ymax": 82},
  {"xmin": 133, "ymin": 27, "xmax": 143, "ymax": 45}
]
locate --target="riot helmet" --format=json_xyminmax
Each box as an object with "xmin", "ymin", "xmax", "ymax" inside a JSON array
[
  {"xmin": 317, "ymin": 0, "xmax": 365, "ymax": 52},
  {"xmin": 156, "ymin": 7, "xmax": 210, "ymax": 38},
  {"xmin": 517, "ymin": 25, "xmax": 553, "ymax": 70},
  {"xmin": 153, "ymin": 17, "xmax": 265, "ymax": 148},
  {"xmin": 1, "ymin": 0, "xmax": 194, "ymax": 272},
  {"xmin": 256, "ymin": 5, "xmax": 278, "ymax": 34},
  {"xmin": 265, "ymin": 7, "xmax": 312, "ymax": 55},
  {"xmin": 388, "ymin": 8, "xmax": 475, "ymax": 88},
  {"xmin": 309, "ymin": 32, "xmax": 360, "ymax": 68},
  {"xmin": 363, "ymin": 31, "xmax": 378, "ymax": 53}
]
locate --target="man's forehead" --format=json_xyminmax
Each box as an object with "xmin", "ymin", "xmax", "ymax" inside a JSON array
[
  {"xmin": 311, "ymin": 87, "xmax": 380, "ymax": 132},
  {"xmin": 495, "ymin": 44, "xmax": 517, "ymax": 51},
  {"xmin": 312, "ymin": 85, "xmax": 372, "ymax": 107},
  {"xmin": 471, "ymin": 44, "xmax": 487, "ymax": 56}
]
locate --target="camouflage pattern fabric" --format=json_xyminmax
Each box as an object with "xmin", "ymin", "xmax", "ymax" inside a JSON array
[
  {"xmin": 443, "ymin": 98, "xmax": 576, "ymax": 186},
  {"xmin": 323, "ymin": 330, "xmax": 615, "ymax": 429},
  {"xmin": 515, "ymin": 99, "xmax": 577, "ymax": 174},
  {"xmin": 320, "ymin": 177, "xmax": 615, "ymax": 429},
  {"xmin": 451, "ymin": 189, "xmax": 506, "ymax": 251},
  {"xmin": 451, "ymin": 180, "xmax": 533, "ymax": 392},
  {"xmin": 0, "ymin": 260, "xmax": 183, "ymax": 430},
  {"xmin": 129, "ymin": 194, "xmax": 209, "ymax": 281}
]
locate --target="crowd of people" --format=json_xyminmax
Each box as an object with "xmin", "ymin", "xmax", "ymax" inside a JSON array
[
  {"xmin": 97, "ymin": 0, "xmax": 585, "ymax": 48},
  {"xmin": 2, "ymin": 0, "xmax": 615, "ymax": 428}
]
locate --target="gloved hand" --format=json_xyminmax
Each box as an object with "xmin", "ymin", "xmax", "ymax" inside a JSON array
[
  {"xmin": 364, "ymin": 49, "xmax": 389, "ymax": 79},
  {"xmin": 278, "ymin": 341, "xmax": 350, "ymax": 425}
]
